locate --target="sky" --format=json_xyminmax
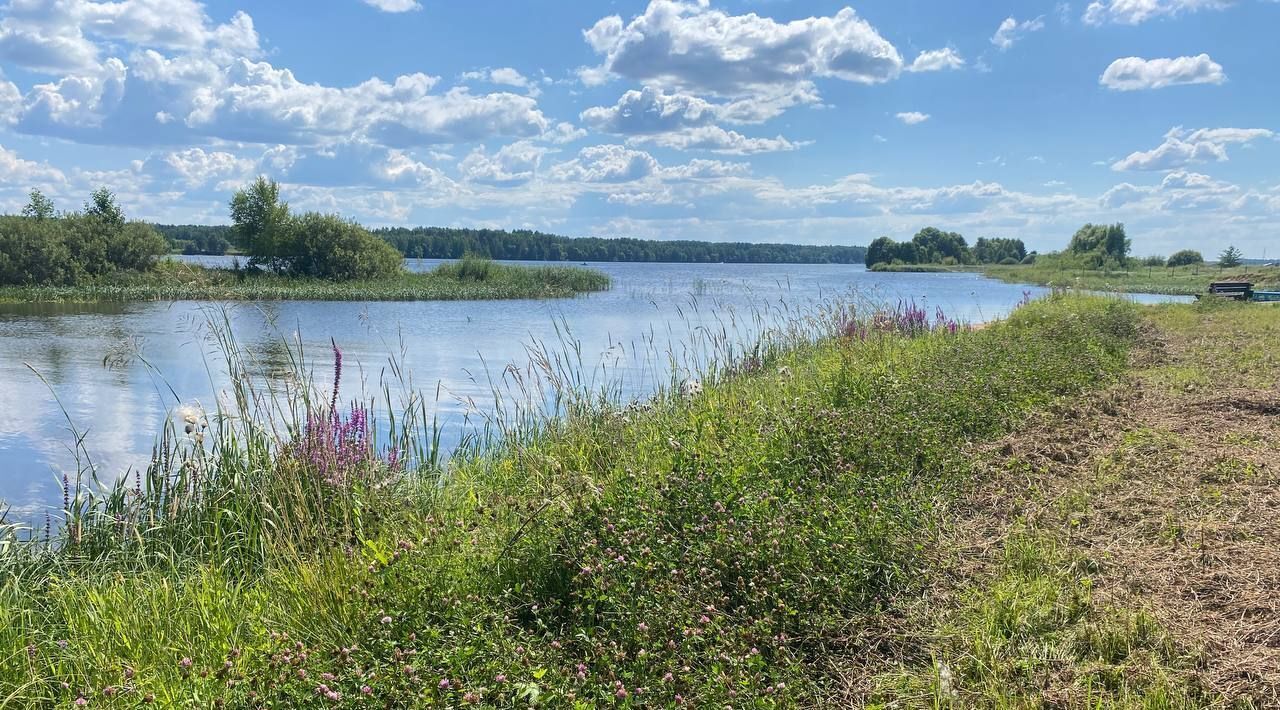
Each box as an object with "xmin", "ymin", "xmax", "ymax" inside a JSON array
[{"xmin": 0, "ymin": 0, "xmax": 1277, "ymax": 256}]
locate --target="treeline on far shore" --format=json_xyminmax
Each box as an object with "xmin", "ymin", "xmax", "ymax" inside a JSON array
[{"xmin": 155, "ymin": 223, "xmax": 870, "ymax": 265}]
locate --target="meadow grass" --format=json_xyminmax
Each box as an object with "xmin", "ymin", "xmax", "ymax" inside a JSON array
[
  {"xmin": 0, "ymin": 256, "xmax": 611, "ymax": 304},
  {"xmin": 977, "ymin": 260, "xmax": 1280, "ymax": 296},
  {"xmin": 0, "ymin": 294, "xmax": 1147, "ymax": 707}
]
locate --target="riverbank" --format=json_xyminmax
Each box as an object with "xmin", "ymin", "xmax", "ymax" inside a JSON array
[
  {"xmin": 2, "ymin": 294, "xmax": 1192, "ymax": 707},
  {"xmin": 0, "ymin": 258, "xmax": 611, "ymax": 303},
  {"xmin": 977, "ymin": 262, "xmax": 1280, "ymax": 296}
]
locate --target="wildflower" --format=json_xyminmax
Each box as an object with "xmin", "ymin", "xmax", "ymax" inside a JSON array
[
  {"xmin": 679, "ymin": 378, "xmax": 703, "ymax": 399},
  {"xmin": 662, "ymin": 673, "xmax": 674, "ymax": 683},
  {"xmin": 325, "ymin": 690, "xmax": 341, "ymax": 701},
  {"xmin": 494, "ymin": 674, "xmax": 506, "ymax": 683},
  {"xmin": 361, "ymin": 685, "xmax": 373, "ymax": 695},
  {"xmin": 74, "ymin": 698, "xmax": 87, "ymax": 707},
  {"xmin": 462, "ymin": 692, "xmax": 479, "ymax": 703},
  {"xmin": 380, "ymin": 616, "xmax": 392, "ymax": 624},
  {"xmin": 178, "ymin": 657, "xmax": 192, "ymax": 669},
  {"xmin": 57, "ymin": 640, "xmax": 68, "ymax": 649},
  {"xmin": 637, "ymin": 622, "xmax": 648, "ymax": 632},
  {"xmin": 438, "ymin": 679, "xmax": 451, "ymax": 690}
]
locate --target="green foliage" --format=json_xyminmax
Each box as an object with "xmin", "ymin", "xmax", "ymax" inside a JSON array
[
  {"xmin": 21, "ymin": 189, "xmax": 55, "ymax": 220},
  {"xmin": 287, "ymin": 212, "xmax": 403, "ymax": 280},
  {"xmin": 229, "ymin": 179, "xmax": 403, "ymax": 280},
  {"xmin": 973, "ymin": 237, "xmax": 1028, "ymax": 264},
  {"xmin": 1067, "ymin": 223, "xmax": 1131, "ymax": 268},
  {"xmin": 159, "ymin": 223, "xmax": 871, "ymax": 264},
  {"xmin": 1166, "ymin": 249, "xmax": 1204, "ymax": 268},
  {"xmin": 1141, "ymin": 254, "xmax": 1168, "ymax": 267},
  {"xmin": 229, "ymin": 177, "xmax": 292, "ymax": 271},
  {"xmin": 0, "ymin": 296, "xmax": 1139, "ymax": 707},
  {"xmin": 0, "ymin": 196, "xmax": 167, "ymax": 286},
  {"xmin": 377, "ymin": 227, "xmax": 869, "ymax": 264},
  {"xmin": 84, "ymin": 187, "xmax": 125, "ymax": 229},
  {"xmin": 1218, "ymin": 245, "xmax": 1243, "ymax": 268},
  {"xmin": 866, "ymin": 227, "xmax": 985, "ymax": 267},
  {"xmin": 153, "ymin": 224, "xmax": 232, "ymax": 255}
]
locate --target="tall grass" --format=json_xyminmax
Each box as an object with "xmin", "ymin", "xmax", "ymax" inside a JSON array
[
  {"xmin": 0, "ymin": 294, "xmax": 1143, "ymax": 707},
  {"xmin": 0, "ymin": 257, "xmax": 611, "ymax": 303}
]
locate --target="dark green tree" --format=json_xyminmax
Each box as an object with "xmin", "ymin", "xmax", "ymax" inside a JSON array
[
  {"xmin": 1166, "ymin": 249, "xmax": 1204, "ymax": 267},
  {"xmin": 866, "ymin": 237, "xmax": 896, "ymax": 267},
  {"xmin": 1218, "ymin": 245, "xmax": 1243, "ymax": 268},
  {"xmin": 1067, "ymin": 223, "xmax": 1130, "ymax": 268}
]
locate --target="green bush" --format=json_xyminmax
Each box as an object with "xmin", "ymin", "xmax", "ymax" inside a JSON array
[
  {"xmin": 0, "ymin": 194, "xmax": 167, "ymax": 286},
  {"xmin": 1167, "ymin": 249, "xmax": 1204, "ymax": 267},
  {"xmin": 287, "ymin": 213, "xmax": 404, "ymax": 280}
]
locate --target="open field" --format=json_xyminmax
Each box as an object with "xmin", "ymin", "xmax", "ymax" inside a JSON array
[
  {"xmin": 978, "ymin": 262, "xmax": 1280, "ymax": 296},
  {"xmin": 0, "ymin": 258, "xmax": 612, "ymax": 303},
  {"xmin": 1, "ymin": 296, "xmax": 1277, "ymax": 706}
]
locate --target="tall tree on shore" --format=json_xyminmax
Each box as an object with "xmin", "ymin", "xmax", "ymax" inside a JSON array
[{"xmin": 230, "ymin": 177, "xmax": 292, "ymax": 272}]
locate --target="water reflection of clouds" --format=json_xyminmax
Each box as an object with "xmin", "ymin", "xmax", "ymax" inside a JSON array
[{"xmin": 0, "ymin": 263, "xmax": 1191, "ymax": 516}]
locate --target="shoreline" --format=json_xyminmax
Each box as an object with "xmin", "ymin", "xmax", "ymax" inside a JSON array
[{"xmin": 0, "ymin": 261, "xmax": 612, "ymax": 304}]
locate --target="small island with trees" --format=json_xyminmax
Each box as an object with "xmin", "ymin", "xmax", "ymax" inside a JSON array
[{"xmin": 0, "ymin": 179, "xmax": 611, "ymax": 303}]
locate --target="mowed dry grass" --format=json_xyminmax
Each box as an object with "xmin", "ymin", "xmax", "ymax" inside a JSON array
[{"xmin": 853, "ymin": 301, "xmax": 1280, "ymax": 707}]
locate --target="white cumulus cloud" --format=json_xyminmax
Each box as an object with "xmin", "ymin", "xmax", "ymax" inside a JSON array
[
  {"xmin": 896, "ymin": 111, "xmax": 930, "ymax": 125},
  {"xmin": 1100, "ymin": 54, "xmax": 1226, "ymax": 90},
  {"xmin": 1113, "ymin": 126, "xmax": 1275, "ymax": 171},
  {"xmin": 906, "ymin": 48, "xmax": 965, "ymax": 73},
  {"xmin": 582, "ymin": 1, "xmax": 903, "ymax": 97}
]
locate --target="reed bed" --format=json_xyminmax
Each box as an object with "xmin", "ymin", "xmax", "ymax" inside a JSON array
[
  {"xmin": 0, "ymin": 257, "xmax": 611, "ymax": 304},
  {"xmin": 0, "ymin": 294, "xmax": 1153, "ymax": 707}
]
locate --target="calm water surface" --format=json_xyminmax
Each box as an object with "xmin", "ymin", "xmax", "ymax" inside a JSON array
[{"xmin": 0, "ymin": 260, "xmax": 1185, "ymax": 517}]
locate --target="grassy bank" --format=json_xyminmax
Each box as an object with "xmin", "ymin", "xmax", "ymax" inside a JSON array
[
  {"xmin": 0, "ymin": 258, "xmax": 611, "ymax": 303},
  {"xmin": 0, "ymin": 295, "xmax": 1148, "ymax": 707},
  {"xmin": 862, "ymin": 298, "xmax": 1280, "ymax": 707},
  {"xmin": 978, "ymin": 261, "xmax": 1280, "ymax": 296}
]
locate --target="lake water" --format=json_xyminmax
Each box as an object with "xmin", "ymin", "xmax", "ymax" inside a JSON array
[{"xmin": 0, "ymin": 260, "xmax": 1186, "ymax": 518}]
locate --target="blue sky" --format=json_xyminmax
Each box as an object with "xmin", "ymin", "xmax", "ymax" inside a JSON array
[{"xmin": 0, "ymin": 0, "xmax": 1277, "ymax": 255}]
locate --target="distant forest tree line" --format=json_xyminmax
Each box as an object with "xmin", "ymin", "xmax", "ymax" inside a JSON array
[
  {"xmin": 153, "ymin": 224, "xmax": 869, "ymax": 264},
  {"xmin": 866, "ymin": 228, "xmax": 1029, "ymax": 268}
]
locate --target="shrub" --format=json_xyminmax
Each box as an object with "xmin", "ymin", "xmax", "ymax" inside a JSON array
[
  {"xmin": 999, "ymin": 256, "xmax": 1020, "ymax": 265},
  {"xmin": 1166, "ymin": 250, "xmax": 1204, "ymax": 268},
  {"xmin": 1141, "ymin": 255, "xmax": 1167, "ymax": 267},
  {"xmin": 287, "ymin": 212, "xmax": 404, "ymax": 280},
  {"xmin": 0, "ymin": 217, "xmax": 75, "ymax": 285},
  {"xmin": 0, "ymin": 191, "xmax": 167, "ymax": 286}
]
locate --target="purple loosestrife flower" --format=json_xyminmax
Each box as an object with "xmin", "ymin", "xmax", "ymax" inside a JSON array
[{"xmin": 330, "ymin": 340, "xmax": 343, "ymax": 421}]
